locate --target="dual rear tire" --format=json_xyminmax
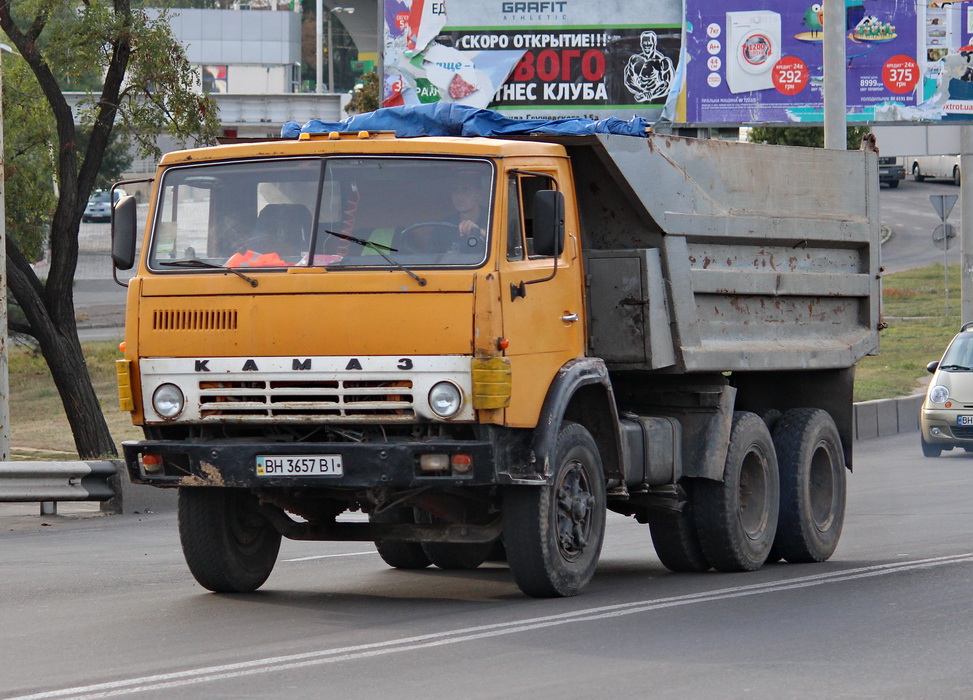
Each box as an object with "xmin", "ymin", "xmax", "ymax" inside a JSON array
[{"xmin": 651, "ymin": 408, "xmax": 846, "ymax": 573}]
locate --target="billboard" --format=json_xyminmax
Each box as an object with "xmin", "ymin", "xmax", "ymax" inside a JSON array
[
  {"xmin": 382, "ymin": 0, "xmax": 682, "ymax": 119},
  {"xmin": 382, "ymin": 1, "xmax": 973, "ymax": 125},
  {"xmin": 679, "ymin": 1, "xmax": 919, "ymax": 124},
  {"xmin": 676, "ymin": 1, "xmax": 973, "ymax": 125}
]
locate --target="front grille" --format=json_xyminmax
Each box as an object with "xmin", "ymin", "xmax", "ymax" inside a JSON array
[
  {"xmin": 153, "ymin": 309, "xmax": 238, "ymax": 331},
  {"xmin": 199, "ymin": 379, "xmax": 414, "ymax": 419},
  {"xmin": 951, "ymin": 426, "xmax": 973, "ymax": 438}
]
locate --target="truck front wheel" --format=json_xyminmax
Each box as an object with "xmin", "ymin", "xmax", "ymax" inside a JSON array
[
  {"xmin": 503, "ymin": 422, "xmax": 606, "ymax": 597},
  {"xmin": 771, "ymin": 408, "xmax": 846, "ymax": 563},
  {"xmin": 694, "ymin": 411, "xmax": 779, "ymax": 572},
  {"xmin": 178, "ymin": 487, "xmax": 281, "ymax": 593}
]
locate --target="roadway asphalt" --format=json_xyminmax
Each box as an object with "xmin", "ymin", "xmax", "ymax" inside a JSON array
[{"xmin": 4, "ymin": 432, "xmax": 972, "ymax": 698}]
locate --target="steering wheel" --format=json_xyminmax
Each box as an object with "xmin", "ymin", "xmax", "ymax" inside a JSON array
[{"xmin": 396, "ymin": 221, "xmax": 461, "ymax": 254}]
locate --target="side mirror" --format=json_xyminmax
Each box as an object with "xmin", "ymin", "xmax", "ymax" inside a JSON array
[
  {"xmin": 112, "ymin": 195, "xmax": 138, "ymax": 270},
  {"xmin": 532, "ymin": 189, "xmax": 564, "ymax": 258},
  {"xmin": 927, "ymin": 361, "xmax": 940, "ymax": 374}
]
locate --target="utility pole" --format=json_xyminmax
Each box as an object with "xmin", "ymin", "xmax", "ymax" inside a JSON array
[
  {"xmin": 0, "ymin": 46, "xmax": 11, "ymax": 461},
  {"xmin": 315, "ymin": 0, "xmax": 323, "ymax": 93},
  {"xmin": 961, "ymin": 126, "xmax": 973, "ymax": 322},
  {"xmin": 822, "ymin": 0, "xmax": 846, "ymax": 150}
]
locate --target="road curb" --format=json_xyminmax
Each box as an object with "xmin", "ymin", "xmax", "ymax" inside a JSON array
[{"xmin": 853, "ymin": 393, "xmax": 922, "ymax": 441}]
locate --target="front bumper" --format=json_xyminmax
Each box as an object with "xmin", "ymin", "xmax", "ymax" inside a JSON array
[
  {"xmin": 920, "ymin": 408, "xmax": 973, "ymax": 446},
  {"xmin": 123, "ymin": 438, "xmax": 506, "ymax": 489}
]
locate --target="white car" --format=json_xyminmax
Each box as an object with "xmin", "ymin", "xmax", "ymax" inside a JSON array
[{"xmin": 82, "ymin": 188, "xmax": 127, "ymax": 223}]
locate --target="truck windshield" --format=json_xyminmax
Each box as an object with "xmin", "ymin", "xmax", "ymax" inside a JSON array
[{"xmin": 147, "ymin": 157, "xmax": 493, "ymax": 271}]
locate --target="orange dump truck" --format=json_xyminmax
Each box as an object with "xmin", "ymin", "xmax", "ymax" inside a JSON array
[{"xmin": 111, "ymin": 115, "xmax": 881, "ymax": 597}]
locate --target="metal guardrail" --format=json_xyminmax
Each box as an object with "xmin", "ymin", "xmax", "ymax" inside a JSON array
[{"xmin": 0, "ymin": 461, "xmax": 117, "ymax": 502}]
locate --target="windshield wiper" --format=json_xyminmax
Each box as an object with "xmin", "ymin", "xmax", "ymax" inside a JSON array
[
  {"xmin": 939, "ymin": 364, "xmax": 971, "ymax": 371},
  {"xmin": 323, "ymin": 230, "xmax": 426, "ymax": 287},
  {"xmin": 158, "ymin": 259, "xmax": 258, "ymax": 287}
]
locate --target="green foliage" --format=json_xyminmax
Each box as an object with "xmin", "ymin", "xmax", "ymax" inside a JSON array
[
  {"xmin": 747, "ymin": 125, "xmax": 872, "ymax": 149},
  {"xmin": 1, "ymin": 54, "xmax": 56, "ymax": 261},
  {"xmin": 0, "ymin": 0, "xmax": 222, "ymax": 457},
  {"xmin": 2, "ymin": 1, "xmax": 220, "ymax": 255},
  {"xmin": 75, "ymin": 6, "xmax": 222, "ymax": 161},
  {"xmin": 345, "ymin": 70, "xmax": 380, "ymax": 114},
  {"xmin": 854, "ymin": 264, "xmax": 961, "ymax": 401}
]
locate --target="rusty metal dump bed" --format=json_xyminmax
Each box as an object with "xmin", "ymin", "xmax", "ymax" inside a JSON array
[{"xmin": 555, "ymin": 133, "xmax": 880, "ymax": 373}]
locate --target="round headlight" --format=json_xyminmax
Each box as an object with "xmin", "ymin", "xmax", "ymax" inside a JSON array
[
  {"xmin": 429, "ymin": 381, "xmax": 463, "ymax": 418},
  {"xmin": 929, "ymin": 385, "xmax": 950, "ymax": 404},
  {"xmin": 152, "ymin": 383, "xmax": 185, "ymax": 419}
]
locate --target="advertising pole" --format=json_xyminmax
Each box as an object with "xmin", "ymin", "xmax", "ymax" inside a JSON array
[
  {"xmin": 0, "ymin": 48, "xmax": 9, "ymax": 461},
  {"xmin": 377, "ymin": 0, "xmax": 384, "ymax": 105},
  {"xmin": 961, "ymin": 125, "xmax": 973, "ymax": 323},
  {"xmin": 822, "ymin": 0, "xmax": 846, "ymax": 150},
  {"xmin": 315, "ymin": 0, "xmax": 323, "ymax": 93}
]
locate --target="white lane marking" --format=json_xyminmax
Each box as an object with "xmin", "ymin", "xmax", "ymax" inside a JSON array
[
  {"xmin": 11, "ymin": 553, "xmax": 973, "ymax": 700},
  {"xmin": 281, "ymin": 551, "xmax": 377, "ymax": 562}
]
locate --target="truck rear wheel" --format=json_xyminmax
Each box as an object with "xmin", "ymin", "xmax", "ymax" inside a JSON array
[
  {"xmin": 694, "ymin": 412, "xmax": 779, "ymax": 572},
  {"xmin": 771, "ymin": 408, "xmax": 846, "ymax": 563},
  {"xmin": 649, "ymin": 481, "xmax": 711, "ymax": 572},
  {"xmin": 503, "ymin": 422, "xmax": 606, "ymax": 597},
  {"xmin": 370, "ymin": 507, "xmax": 432, "ymax": 569},
  {"xmin": 178, "ymin": 487, "xmax": 281, "ymax": 593}
]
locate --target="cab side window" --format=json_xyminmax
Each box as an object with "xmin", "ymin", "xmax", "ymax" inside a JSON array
[
  {"xmin": 506, "ymin": 176, "xmax": 524, "ymax": 261},
  {"xmin": 507, "ymin": 173, "xmax": 557, "ymax": 261}
]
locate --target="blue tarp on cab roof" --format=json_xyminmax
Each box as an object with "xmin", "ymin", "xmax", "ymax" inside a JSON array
[{"xmin": 281, "ymin": 103, "xmax": 649, "ymax": 139}]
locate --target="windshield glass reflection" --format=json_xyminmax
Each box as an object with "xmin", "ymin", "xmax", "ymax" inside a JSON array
[{"xmin": 147, "ymin": 157, "xmax": 493, "ymax": 271}]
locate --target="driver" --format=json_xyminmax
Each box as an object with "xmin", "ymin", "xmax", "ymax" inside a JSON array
[
  {"xmin": 446, "ymin": 171, "xmax": 486, "ymax": 236},
  {"xmin": 398, "ymin": 170, "xmax": 488, "ymax": 254}
]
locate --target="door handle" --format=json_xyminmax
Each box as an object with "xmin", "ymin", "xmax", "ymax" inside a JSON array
[{"xmin": 561, "ymin": 313, "xmax": 579, "ymax": 323}]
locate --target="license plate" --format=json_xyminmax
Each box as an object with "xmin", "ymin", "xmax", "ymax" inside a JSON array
[
  {"xmin": 958, "ymin": 416, "xmax": 973, "ymax": 426},
  {"xmin": 256, "ymin": 455, "xmax": 343, "ymax": 477}
]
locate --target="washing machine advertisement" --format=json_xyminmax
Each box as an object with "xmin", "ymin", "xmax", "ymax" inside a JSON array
[{"xmin": 679, "ymin": 0, "xmax": 919, "ymax": 124}]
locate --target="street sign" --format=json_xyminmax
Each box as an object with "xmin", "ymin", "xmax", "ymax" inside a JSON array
[
  {"xmin": 930, "ymin": 194, "xmax": 958, "ymax": 222},
  {"xmin": 933, "ymin": 222, "xmax": 957, "ymax": 250}
]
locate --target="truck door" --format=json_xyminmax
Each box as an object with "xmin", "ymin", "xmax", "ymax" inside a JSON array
[{"xmin": 499, "ymin": 170, "xmax": 585, "ymax": 427}]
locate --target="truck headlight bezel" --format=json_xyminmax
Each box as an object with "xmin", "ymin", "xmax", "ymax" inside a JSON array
[
  {"xmin": 429, "ymin": 381, "xmax": 463, "ymax": 418},
  {"xmin": 152, "ymin": 383, "xmax": 186, "ymax": 419}
]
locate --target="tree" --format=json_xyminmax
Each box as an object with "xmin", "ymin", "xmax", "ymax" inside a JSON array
[
  {"xmin": 747, "ymin": 125, "xmax": 871, "ymax": 149},
  {"xmin": 0, "ymin": 0, "xmax": 221, "ymax": 458},
  {"xmin": 345, "ymin": 70, "xmax": 379, "ymax": 114}
]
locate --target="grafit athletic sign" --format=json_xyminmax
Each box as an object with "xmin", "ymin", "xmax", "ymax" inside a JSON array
[{"xmin": 382, "ymin": 0, "xmax": 682, "ymax": 120}]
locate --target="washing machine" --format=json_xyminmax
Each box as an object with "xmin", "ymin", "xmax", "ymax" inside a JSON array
[{"xmin": 726, "ymin": 11, "xmax": 781, "ymax": 94}]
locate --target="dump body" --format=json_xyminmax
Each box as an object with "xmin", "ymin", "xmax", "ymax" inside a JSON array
[
  {"xmin": 559, "ymin": 133, "xmax": 880, "ymax": 372},
  {"xmin": 113, "ymin": 120, "xmax": 881, "ymax": 598}
]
